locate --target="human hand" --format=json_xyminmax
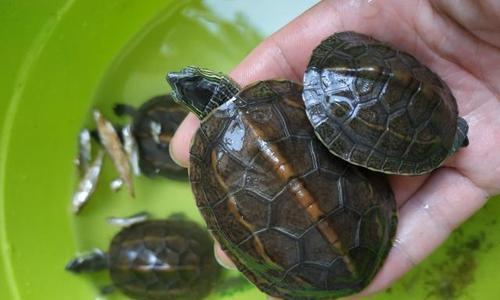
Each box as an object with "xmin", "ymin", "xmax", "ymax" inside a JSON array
[{"xmin": 169, "ymin": 0, "xmax": 500, "ymax": 298}]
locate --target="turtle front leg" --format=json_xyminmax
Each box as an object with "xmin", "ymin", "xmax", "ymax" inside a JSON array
[
  {"xmin": 450, "ymin": 117, "xmax": 469, "ymax": 154},
  {"xmin": 65, "ymin": 249, "xmax": 108, "ymax": 273}
]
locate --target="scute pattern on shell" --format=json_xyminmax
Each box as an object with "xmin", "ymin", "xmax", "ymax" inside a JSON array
[
  {"xmin": 190, "ymin": 80, "xmax": 397, "ymax": 299},
  {"xmin": 303, "ymin": 31, "xmax": 460, "ymax": 175},
  {"xmin": 109, "ymin": 220, "xmax": 220, "ymax": 300}
]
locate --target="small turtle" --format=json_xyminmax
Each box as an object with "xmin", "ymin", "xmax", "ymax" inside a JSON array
[
  {"xmin": 167, "ymin": 67, "xmax": 397, "ymax": 299},
  {"xmin": 303, "ymin": 31, "xmax": 469, "ymax": 175},
  {"xmin": 66, "ymin": 213, "xmax": 221, "ymax": 300},
  {"xmin": 114, "ymin": 94, "xmax": 188, "ymax": 179}
]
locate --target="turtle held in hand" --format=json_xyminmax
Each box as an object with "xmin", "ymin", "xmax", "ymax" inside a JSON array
[
  {"xmin": 303, "ymin": 31, "xmax": 469, "ymax": 175},
  {"xmin": 167, "ymin": 67, "xmax": 397, "ymax": 299}
]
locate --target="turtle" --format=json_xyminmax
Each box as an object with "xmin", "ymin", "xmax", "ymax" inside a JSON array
[
  {"xmin": 66, "ymin": 213, "xmax": 221, "ymax": 300},
  {"xmin": 167, "ymin": 67, "xmax": 398, "ymax": 299},
  {"xmin": 114, "ymin": 94, "xmax": 188, "ymax": 179},
  {"xmin": 303, "ymin": 31, "xmax": 469, "ymax": 175}
]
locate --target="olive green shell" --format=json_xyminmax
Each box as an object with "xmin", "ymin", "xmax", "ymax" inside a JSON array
[
  {"xmin": 131, "ymin": 95, "xmax": 188, "ymax": 179},
  {"xmin": 190, "ymin": 80, "xmax": 397, "ymax": 299},
  {"xmin": 303, "ymin": 31, "xmax": 466, "ymax": 175},
  {"xmin": 109, "ymin": 219, "xmax": 220, "ymax": 300}
]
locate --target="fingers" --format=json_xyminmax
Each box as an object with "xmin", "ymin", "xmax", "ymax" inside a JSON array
[
  {"xmin": 213, "ymin": 241, "xmax": 236, "ymax": 270},
  {"xmin": 443, "ymin": 104, "xmax": 500, "ymax": 196},
  {"xmin": 359, "ymin": 167, "xmax": 488, "ymax": 296},
  {"xmin": 431, "ymin": 0, "xmax": 500, "ymax": 49},
  {"xmin": 388, "ymin": 174, "xmax": 430, "ymax": 207},
  {"xmin": 214, "ymin": 241, "xmax": 283, "ymax": 300},
  {"xmin": 228, "ymin": 1, "xmax": 342, "ymax": 86},
  {"xmin": 169, "ymin": 113, "xmax": 199, "ymax": 167}
]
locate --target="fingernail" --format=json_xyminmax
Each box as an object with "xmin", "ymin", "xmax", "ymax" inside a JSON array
[
  {"xmin": 169, "ymin": 139, "xmax": 188, "ymax": 168},
  {"xmin": 215, "ymin": 253, "xmax": 236, "ymax": 270},
  {"xmin": 214, "ymin": 244, "xmax": 236, "ymax": 270}
]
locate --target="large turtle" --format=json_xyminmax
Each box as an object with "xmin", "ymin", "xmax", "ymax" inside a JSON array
[
  {"xmin": 114, "ymin": 94, "xmax": 188, "ymax": 179},
  {"xmin": 303, "ymin": 31, "xmax": 469, "ymax": 175},
  {"xmin": 66, "ymin": 213, "xmax": 221, "ymax": 300},
  {"xmin": 167, "ymin": 67, "xmax": 397, "ymax": 299}
]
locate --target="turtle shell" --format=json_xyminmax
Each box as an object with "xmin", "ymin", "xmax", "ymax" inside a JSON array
[
  {"xmin": 190, "ymin": 80, "xmax": 397, "ymax": 299},
  {"xmin": 303, "ymin": 31, "xmax": 466, "ymax": 175},
  {"xmin": 108, "ymin": 219, "xmax": 220, "ymax": 300},
  {"xmin": 131, "ymin": 95, "xmax": 188, "ymax": 179}
]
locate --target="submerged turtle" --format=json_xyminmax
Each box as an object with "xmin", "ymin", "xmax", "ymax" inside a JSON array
[
  {"xmin": 303, "ymin": 31, "xmax": 469, "ymax": 175},
  {"xmin": 114, "ymin": 94, "xmax": 188, "ymax": 179},
  {"xmin": 66, "ymin": 213, "xmax": 221, "ymax": 300},
  {"xmin": 167, "ymin": 67, "xmax": 397, "ymax": 299}
]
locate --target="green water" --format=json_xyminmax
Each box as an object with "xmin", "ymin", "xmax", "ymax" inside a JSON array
[{"xmin": 1, "ymin": 0, "xmax": 499, "ymax": 299}]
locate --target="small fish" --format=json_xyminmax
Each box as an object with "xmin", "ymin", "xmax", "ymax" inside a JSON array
[
  {"xmin": 110, "ymin": 178, "xmax": 123, "ymax": 192},
  {"xmin": 72, "ymin": 150, "xmax": 104, "ymax": 214},
  {"xmin": 93, "ymin": 110, "xmax": 135, "ymax": 197},
  {"xmin": 106, "ymin": 211, "xmax": 151, "ymax": 227},
  {"xmin": 122, "ymin": 125, "xmax": 140, "ymax": 176},
  {"xmin": 76, "ymin": 129, "xmax": 92, "ymax": 175}
]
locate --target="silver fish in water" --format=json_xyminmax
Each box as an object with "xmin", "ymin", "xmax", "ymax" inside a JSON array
[
  {"xmin": 72, "ymin": 150, "xmax": 104, "ymax": 214},
  {"xmin": 76, "ymin": 129, "xmax": 92, "ymax": 175}
]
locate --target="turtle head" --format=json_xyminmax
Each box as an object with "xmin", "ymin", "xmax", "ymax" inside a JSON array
[
  {"xmin": 166, "ymin": 66, "xmax": 240, "ymax": 119},
  {"xmin": 65, "ymin": 249, "xmax": 108, "ymax": 273}
]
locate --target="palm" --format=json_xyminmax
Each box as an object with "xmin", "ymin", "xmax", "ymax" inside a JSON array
[{"xmin": 170, "ymin": 0, "xmax": 500, "ymax": 297}]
